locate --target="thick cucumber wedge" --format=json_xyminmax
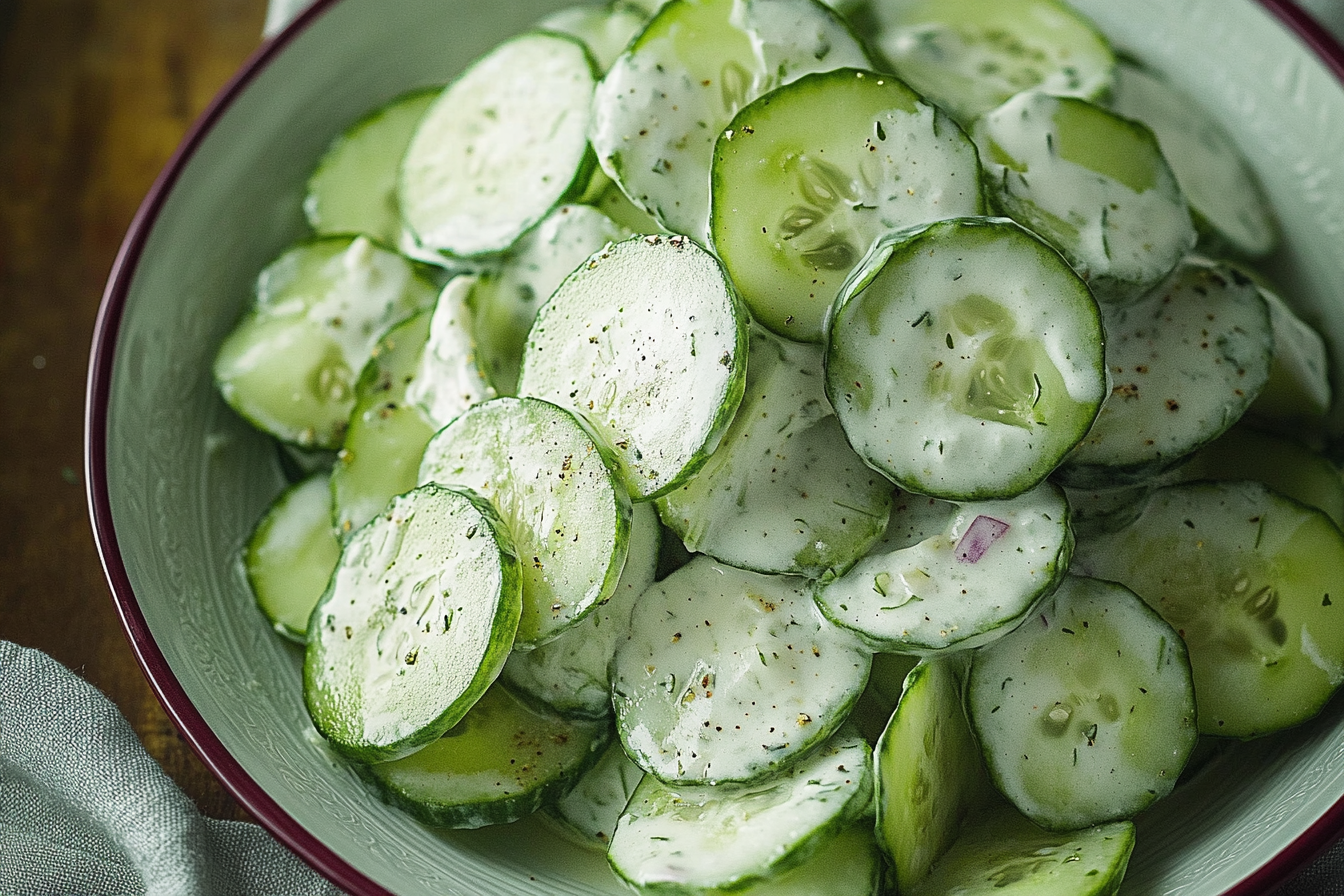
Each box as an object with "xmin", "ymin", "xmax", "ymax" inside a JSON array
[
  {"xmin": 303, "ymin": 484, "xmax": 522, "ymax": 762},
  {"xmin": 473, "ymin": 204, "xmax": 631, "ymax": 396},
  {"xmin": 825, "ymin": 216, "xmax": 1106, "ymax": 500},
  {"xmin": 547, "ymin": 739, "xmax": 646, "ymax": 848},
  {"xmin": 1250, "ymin": 280, "xmax": 1333, "ymax": 427},
  {"xmin": 244, "ymin": 473, "xmax": 342, "ymax": 642},
  {"xmin": 814, "ymin": 480, "xmax": 1072, "ymax": 653},
  {"xmin": 611, "ymin": 555, "xmax": 871, "ymax": 784},
  {"xmin": 710, "ymin": 67, "xmax": 983, "ymax": 342},
  {"xmin": 404, "ymin": 275, "xmax": 498, "ymax": 430},
  {"xmin": 871, "ymin": 0, "xmax": 1116, "ymax": 126},
  {"xmin": 656, "ymin": 332, "xmax": 892, "ymax": 579},
  {"xmin": 418, "ymin": 397, "xmax": 632, "ymax": 649},
  {"xmin": 536, "ymin": 1, "xmax": 649, "ymax": 72},
  {"xmin": 1074, "ymin": 481, "xmax": 1344, "ymax": 738},
  {"xmin": 967, "ymin": 575, "xmax": 1198, "ymax": 831},
  {"xmin": 501, "ymin": 502, "xmax": 660, "ymax": 718},
  {"xmin": 330, "ymin": 309, "xmax": 436, "ymax": 540},
  {"xmin": 517, "ymin": 234, "xmax": 749, "ymax": 500},
  {"xmin": 1058, "ymin": 258, "xmax": 1274, "ymax": 488},
  {"xmin": 360, "ymin": 683, "xmax": 610, "ymax": 829},
  {"xmin": 1110, "ymin": 60, "xmax": 1277, "ymax": 260},
  {"xmin": 908, "ymin": 799, "xmax": 1135, "ymax": 896},
  {"xmin": 213, "ymin": 236, "xmax": 439, "ymax": 449},
  {"xmin": 304, "ymin": 87, "xmax": 438, "ymax": 247},
  {"xmin": 876, "ymin": 653, "xmax": 989, "ymax": 894},
  {"xmin": 399, "ymin": 32, "xmax": 597, "ymax": 259},
  {"xmin": 589, "ymin": 0, "xmax": 870, "ymax": 240},
  {"xmin": 607, "ymin": 727, "xmax": 873, "ymax": 893},
  {"xmin": 974, "ymin": 91, "xmax": 1196, "ymax": 305}
]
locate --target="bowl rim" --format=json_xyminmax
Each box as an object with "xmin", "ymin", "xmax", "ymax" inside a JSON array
[{"xmin": 82, "ymin": 1, "xmax": 1344, "ymax": 894}]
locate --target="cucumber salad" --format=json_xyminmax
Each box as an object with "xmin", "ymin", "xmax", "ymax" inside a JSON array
[{"xmin": 217, "ymin": 0, "xmax": 1344, "ymax": 892}]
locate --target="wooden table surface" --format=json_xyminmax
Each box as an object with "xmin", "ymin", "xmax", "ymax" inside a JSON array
[{"xmin": 0, "ymin": 0, "xmax": 268, "ymax": 825}]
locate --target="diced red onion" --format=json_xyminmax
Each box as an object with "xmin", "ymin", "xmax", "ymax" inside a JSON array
[{"xmin": 955, "ymin": 515, "xmax": 1010, "ymax": 563}]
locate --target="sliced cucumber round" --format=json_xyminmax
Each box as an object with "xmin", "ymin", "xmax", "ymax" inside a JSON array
[
  {"xmin": 710, "ymin": 67, "xmax": 983, "ymax": 341},
  {"xmin": 611, "ymin": 555, "xmax": 871, "ymax": 784},
  {"xmin": 547, "ymin": 739, "xmax": 646, "ymax": 849},
  {"xmin": 1058, "ymin": 257, "xmax": 1274, "ymax": 488},
  {"xmin": 656, "ymin": 332, "xmax": 893, "ymax": 579},
  {"xmin": 814, "ymin": 480, "xmax": 1073, "ymax": 653},
  {"xmin": 213, "ymin": 235, "xmax": 439, "ymax": 449},
  {"xmin": 418, "ymin": 396, "xmax": 632, "ymax": 649},
  {"xmin": 908, "ymin": 799, "xmax": 1135, "ymax": 896},
  {"xmin": 500, "ymin": 501, "xmax": 660, "ymax": 718},
  {"xmin": 399, "ymin": 31, "xmax": 598, "ymax": 258},
  {"xmin": 871, "ymin": 0, "xmax": 1116, "ymax": 126},
  {"xmin": 536, "ymin": 1, "xmax": 649, "ymax": 72},
  {"xmin": 607, "ymin": 726, "xmax": 873, "ymax": 893},
  {"xmin": 967, "ymin": 575, "xmax": 1197, "ymax": 831},
  {"xmin": 848, "ymin": 650, "xmax": 919, "ymax": 745},
  {"xmin": 403, "ymin": 274, "xmax": 497, "ymax": 430},
  {"xmin": 330, "ymin": 309, "xmax": 436, "ymax": 541},
  {"xmin": 360, "ymin": 683, "xmax": 610, "ymax": 829},
  {"xmin": 1251, "ymin": 277, "xmax": 1333, "ymax": 427},
  {"xmin": 974, "ymin": 91, "xmax": 1195, "ymax": 305},
  {"xmin": 1074, "ymin": 481, "xmax": 1344, "ymax": 738},
  {"xmin": 303, "ymin": 484, "xmax": 522, "ymax": 762},
  {"xmin": 825, "ymin": 216, "xmax": 1106, "ymax": 500},
  {"xmin": 876, "ymin": 653, "xmax": 989, "ymax": 894},
  {"xmin": 589, "ymin": 0, "xmax": 870, "ymax": 240},
  {"xmin": 244, "ymin": 472, "xmax": 342, "ymax": 642},
  {"xmin": 304, "ymin": 87, "xmax": 438, "ymax": 247},
  {"xmin": 517, "ymin": 234, "xmax": 749, "ymax": 500}
]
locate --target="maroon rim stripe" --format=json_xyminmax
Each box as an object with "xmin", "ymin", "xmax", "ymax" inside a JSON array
[{"xmin": 81, "ymin": 2, "xmax": 1344, "ymax": 895}]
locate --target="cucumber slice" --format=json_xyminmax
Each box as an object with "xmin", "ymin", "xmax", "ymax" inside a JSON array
[
  {"xmin": 500, "ymin": 501, "xmax": 661, "ymax": 718},
  {"xmin": 330, "ymin": 309, "xmax": 436, "ymax": 540},
  {"xmin": 655, "ymin": 332, "xmax": 893, "ymax": 579},
  {"xmin": 589, "ymin": 0, "xmax": 870, "ymax": 240},
  {"xmin": 871, "ymin": 0, "xmax": 1116, "ymax": 126},
  {"xmin": 404, "ymin": 274, "xmax": 498, "ymax": 430},
  {"xmin": 825, "ymin": 216, "xmax": 1106, "ymax": 501},
  {"xmin": 848, "ymin": 650, "xmax": 919, "ymax": 745},
  {"xmin": 517, "ymin": 234, "xmax": 749, "ymax": 500},
  {"xmin": 607, "ymin": 727, "xmax": 873, "ymax": 893},
  {"xmin": 213, "ymin": 235, "xmax": 439, "ymax": 449},
  {"xmin": 1250, "ymin": 279, "xmax": 1333, "ymax": 427},
  {"xmin": 304, "ymin": 87, "xmax": 438, "ymax": 247},
  {"xmin": 966, "ymin": 575, "xmax": 1197, "ymax": 831},
  {"xmin": 814, "ymin": 480, "xmax": 1073, "ymax": 653},
  {"xmin": 590, "ymin": 177, "xmax": 664, "ymax": 234},
  {"xmin": 1110, "ymin": 60, "xmax": 1277, "ymax": 260},
  {"xmin": 1058, "ymin": 258, "xmax": 1274, "ymax": 488},
  {"xmin": 875, "ymin": 653, "xmax": 989, "ymax": 893},
  {"xmin": 547, "ymin": 739, "xmax": 646, "ymax": 848},
  {"xmin": 244, "ymin": 472, "xmax": 342, "ymax": 642},
  {"xmin": 733, "ymin": 823, "xmax": 883, "ymax": 896},
  {"xmin": 360, "ymin": 683, "xmax": 610, "ymax": 829},
  {"xmin": 1074, "ymin": 481, "xmax": 1344, "ymax": 738},
  {"xmin": 908, "ymin": 799, "xmax": 1135, "ymax": 896},
  {"xmin": 710, "ymin": 67, "xmax": 983, "ymax": 342},
  {"xmin": 473, "ymin": 204, "xmax": 631, "ymax": 396},
  {"xmin": 399, "ymin": 31, "xmax": 598, "ymax": 258},
  {"xmin": 303, "ymin": 484, "xmax": 522, "ymax": 762},
  {"xmin": 418, "ymin": 397, "xmax": 632, "ymax": 649},
  {"xmin": 536, "ymin": 1, "xmax": 649, "ymax": 72},
  {"xmin": 974, "ymin": 91, "xmax": 1196, "ymax": 305},
  {"xmin": 611, "ymin": 555, "xmax": 871, "ymax": 784}
]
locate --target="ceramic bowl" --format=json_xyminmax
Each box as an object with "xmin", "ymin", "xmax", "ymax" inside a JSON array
[{"xmin": 86, "ymin": 0, "xmax": 1344, "ymax": 893}]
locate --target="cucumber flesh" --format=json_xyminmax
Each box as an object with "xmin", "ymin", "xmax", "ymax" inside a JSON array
[
  {"xmin": 244, "ymin": 472, "xmax": 342, "ymax": 642},
  {"xmin": 536, "ymin": 2, "xmax": 649, "ymax": 72},
  {"xmin": 611, "ymin": 555, "xmax": 871, "ymax": 784},
  {"xmin": 303, "ymin": 484, "xmax": 522, "ymax": 762},
  {"xmin": 814, "ymin": 480, "xmax": 1073, "ymax": 653},
  {"xmin": 404, "ymin": 275, "xmax": 497, "ymax": 430},
  {"xmin": 1250, "ymin": 279, "xmax": 1333, "ymax": 427},
  {"xmin": 547, "ymin": 739, "xmax": 646, "ymax": 849},
  {"xmin": 825, "ymin": 216, "xmax": 1106, "ymax": 501},
  {"xmin": 1074, "ymin": 481, "xmax": 1344, "ymax": 738},
  {"xmin": 967, "ymin": 575, "xmax": 1197, "ymax": 831},
  {"xmin": 848, "ymin": 650, "xmax": 919, "ymax": 745},
  {"xmin": 517, "ymin": 234, "xmax": 749, "ymax": 500},
  {"xmin": 361, "ymin": 683, "xmax": 610, "ymax": 829},
  {"xmin": 418, "ymin": 396, "xmax": 632, "ymax": 649}
]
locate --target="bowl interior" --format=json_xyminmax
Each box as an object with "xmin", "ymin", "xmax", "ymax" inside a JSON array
[{"xmin": 89, "ymin": 0, "xmax": 1344, "ymax": 893}]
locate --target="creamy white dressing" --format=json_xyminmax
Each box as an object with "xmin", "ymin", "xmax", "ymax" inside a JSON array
[{"xmin": 406, "ymin": 275, "xmax": 496, "ymax": 429}]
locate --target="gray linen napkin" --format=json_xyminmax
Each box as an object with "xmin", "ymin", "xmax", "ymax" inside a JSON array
[{"xmin": 0, "ymin": 641, "xmax": 344, "ymax": 896}]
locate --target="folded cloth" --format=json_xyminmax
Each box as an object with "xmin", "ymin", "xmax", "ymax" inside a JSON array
[{"xmin": 0, "ymin": 641, "xmax": 344, "ymax": 896}]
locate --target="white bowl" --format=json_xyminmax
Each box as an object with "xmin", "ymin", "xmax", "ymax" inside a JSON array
[{"xmin": 86, "ymin": 0, "xmax": 1344, "ymax": 893}]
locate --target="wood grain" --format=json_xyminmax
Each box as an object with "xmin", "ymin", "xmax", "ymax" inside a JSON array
[{"xmin": 0, "ymin": 0, "xmax": 267, "ymax": 824}]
